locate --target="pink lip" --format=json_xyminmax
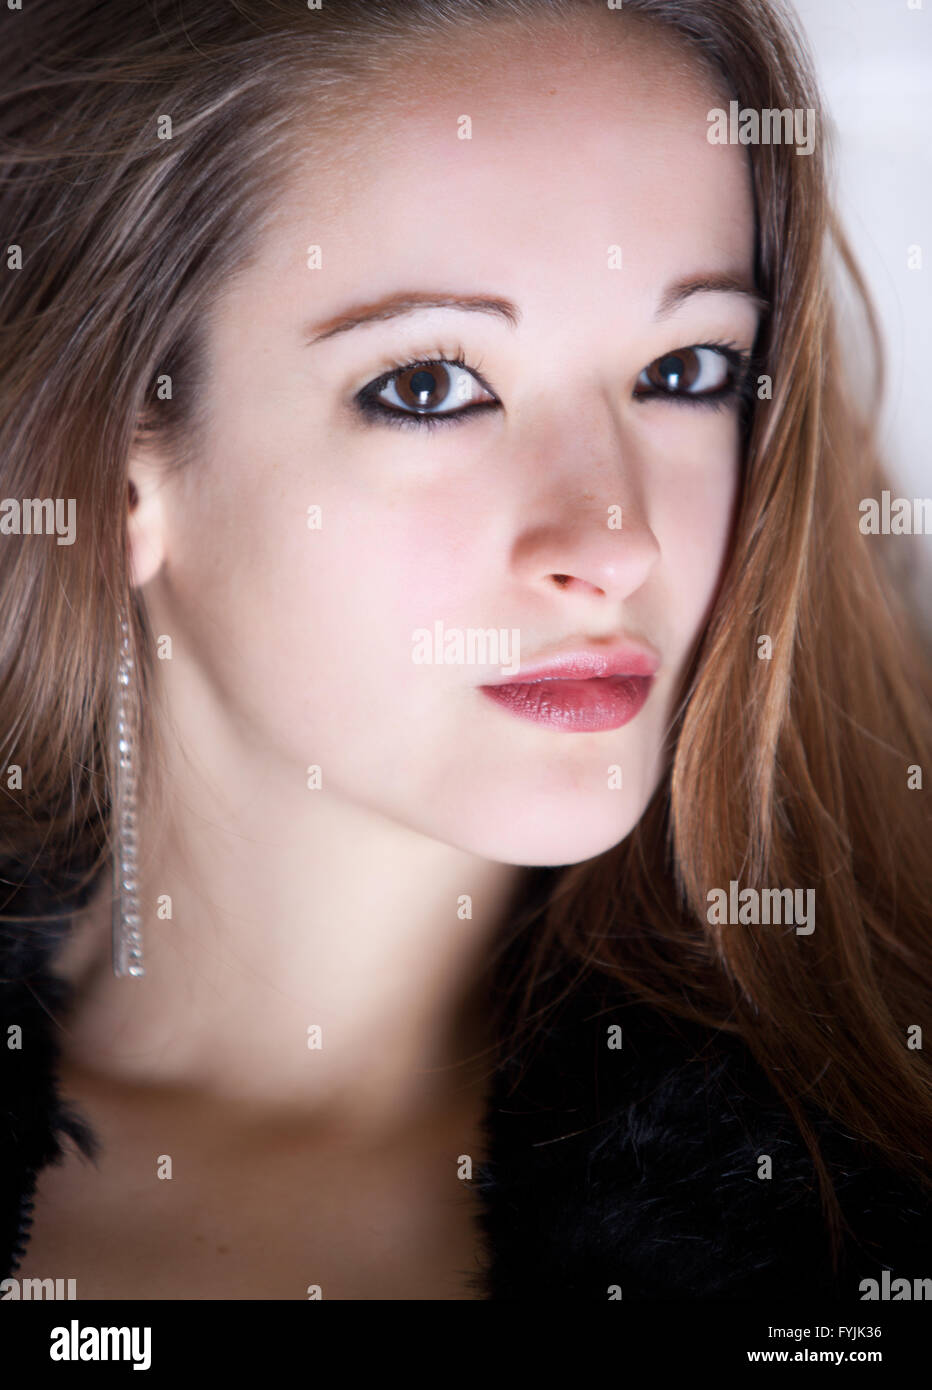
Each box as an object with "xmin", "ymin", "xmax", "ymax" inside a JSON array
[{"xmin": 479, "ymin": 643, "xmax": 659, "ymax": 732}]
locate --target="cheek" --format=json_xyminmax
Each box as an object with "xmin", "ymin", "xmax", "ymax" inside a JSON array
[
  {"xmin": 651, "ymin": 420, "xmax": 741, "ymax": 637},
  {"xmin": 164, "ymin": 389, "xmax": 494, "ymax": 696},
  {"xmin": 210, "ymin": 490, "xmax": 472, "ymax": 743},
  {"xmin": 301, "ymin": 438, "xmax": 508, "ymax": 651}
]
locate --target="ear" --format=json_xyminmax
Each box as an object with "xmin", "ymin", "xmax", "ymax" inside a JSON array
[{"xmin": 126, "ymin": 444, "xmax": 167, "ymax": 589}]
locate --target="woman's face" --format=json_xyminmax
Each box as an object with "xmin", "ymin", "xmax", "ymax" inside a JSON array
[{"xmin": 132, "ymin": 20, "xmax": 759, "ymax": 867}]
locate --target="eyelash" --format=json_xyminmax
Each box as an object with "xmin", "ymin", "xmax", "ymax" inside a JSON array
[{"xmin": 353, "ymin": 340, "xmax": 758, "ymax": 431}]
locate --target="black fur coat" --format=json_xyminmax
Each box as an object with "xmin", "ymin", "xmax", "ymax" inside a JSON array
[{"xmin": 2, "ymin": 866, "xmax": 929, "ymax": 1300}]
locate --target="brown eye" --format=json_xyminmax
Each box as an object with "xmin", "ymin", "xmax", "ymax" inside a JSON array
[
  {"xmin": 393, "ymin": 363, "xmax": 453, "ymax": 410},
  {"xmin": 362, "ymin": 357, "xmax": 497, "ymax": 423},
  {"xmin": 635, "ymin": 346, "xmax": 732, "ymax": 397}
]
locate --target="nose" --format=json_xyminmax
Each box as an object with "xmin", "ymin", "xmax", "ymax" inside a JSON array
[
  {"xmin": 506, "ymin": 370, "xmax": 664, "ymax": 606},
  {"xmin": 511, "ymin": 492, "xmax": 661, "ymax": 604}
]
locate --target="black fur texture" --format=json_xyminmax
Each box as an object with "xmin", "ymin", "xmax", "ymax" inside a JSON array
[{"xmin": 470, "ymin": 953, "xmax": 930, "ymax": 1299}]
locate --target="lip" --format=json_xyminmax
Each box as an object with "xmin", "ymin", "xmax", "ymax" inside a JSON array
[
  {"xmin": 479, "ymin": 641, "xmax": 660, "ymax": 733},
  {"xmin": 487, "ymin": 643, "xmax": 661, "ymax": 685}
]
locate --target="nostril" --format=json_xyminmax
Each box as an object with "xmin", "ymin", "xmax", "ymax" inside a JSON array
[{"xmin": 552, "ymin": 574, "xmax": 571, "ymax": 588}]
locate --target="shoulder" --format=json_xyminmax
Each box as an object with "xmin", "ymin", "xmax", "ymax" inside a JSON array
[{"xmin": 474, "ymin": 961, "xmax": 930, "ymax": 1300}]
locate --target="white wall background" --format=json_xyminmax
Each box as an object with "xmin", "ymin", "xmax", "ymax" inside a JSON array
[{"xmin": 790, "ymin": 0, "xmax": 931, "ymax": 620}]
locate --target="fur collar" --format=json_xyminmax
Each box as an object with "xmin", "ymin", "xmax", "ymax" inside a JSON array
[{"xmin": 469, "ymin": 946, "xmax": 931, "ymax": 1299}]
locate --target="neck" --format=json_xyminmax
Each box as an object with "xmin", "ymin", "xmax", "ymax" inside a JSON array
[{"xmin": 54, "ymin": 761, "xmax": 528, "ymax": 1139}]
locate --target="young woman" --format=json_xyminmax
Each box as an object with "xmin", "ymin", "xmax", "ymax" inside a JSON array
[{"xmin": 1, "ymin": 0, "xmax": 930, "ymax": 1302}]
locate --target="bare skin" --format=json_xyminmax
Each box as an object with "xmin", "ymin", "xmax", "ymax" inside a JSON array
[
  {"xmin": 16, "ymin": 891, "xmax": 499, "ymax": 1300},
  {"xmin": 17, "ymin": 1050, "xmax": 491, "ymax": 1301},
  {"xmin": 14, "ymin": 12, "xmax": 755, "ymax": 1299}
]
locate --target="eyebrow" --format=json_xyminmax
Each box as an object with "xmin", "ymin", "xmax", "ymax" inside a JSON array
[
  {"xmin": 655, "ymin": 273, "xmax": 770, "ymax": 320},
  {"xmin": 305, "ymin": 293, "xmax": 520, "ymax": 343},
  {"xmin": 303, "ymin": 274, "xmax": 769, "ymax": 344}
]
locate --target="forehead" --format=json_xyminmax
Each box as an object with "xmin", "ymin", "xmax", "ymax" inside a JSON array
[{"xmin": 240, "ymin": 18, "xmax": 754, "ymax": 327}]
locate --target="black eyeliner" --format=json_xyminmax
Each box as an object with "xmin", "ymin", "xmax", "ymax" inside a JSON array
[
  {"xmin": 352, "ymin": 341, "xmax": 760, "ymax": 428},
  {"xmin": 632, "ymin": 344, "xmax": 757, "ymax": 413}
]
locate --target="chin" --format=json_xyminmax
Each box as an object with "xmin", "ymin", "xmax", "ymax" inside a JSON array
[{"xmin": 446, "ymin": 804, "xmax": 646, "ymax": 868}]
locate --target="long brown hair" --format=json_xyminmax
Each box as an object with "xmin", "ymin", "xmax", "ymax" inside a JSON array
[{"xmin": 2, "ymin": 0, "xmax": 930, "ymax": 1270}]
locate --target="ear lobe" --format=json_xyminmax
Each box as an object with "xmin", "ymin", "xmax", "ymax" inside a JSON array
[{"xmin": 126, "ymin": 449, "xmax": 166, "ymax": 589}]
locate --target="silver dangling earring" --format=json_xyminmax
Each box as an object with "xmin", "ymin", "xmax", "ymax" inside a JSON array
[{"xmin": 111, "ymin": 612, "xmax": 144, "ymax": 977}]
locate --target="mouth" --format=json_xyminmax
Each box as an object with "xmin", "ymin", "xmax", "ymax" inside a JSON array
[{"xmin": 479, "ymin": 672, "xmax": 655, "ymax": 732}]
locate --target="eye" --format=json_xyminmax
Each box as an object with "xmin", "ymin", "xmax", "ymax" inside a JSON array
[
  {"xmin": 355, "ymin": 353, "xmax": 499, "ymax": 429},
  {"xmin": 634, "ymin": 343, "xmax": 750, "ymax": 406},
  {"xmin": 353, "ymin": 341, "xmax": 754, "ymax": 430}
]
